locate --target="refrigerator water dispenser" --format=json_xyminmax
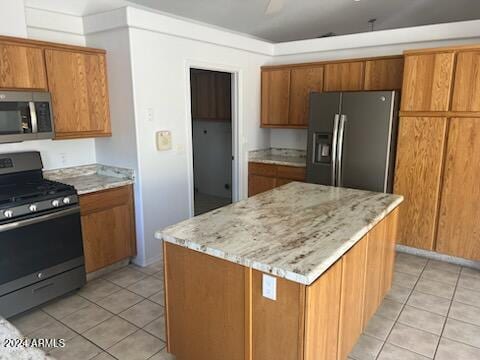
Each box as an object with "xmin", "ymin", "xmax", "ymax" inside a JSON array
[{"xmin": 313, "ymin": 133, "xmax": 332, "ymax": 164}]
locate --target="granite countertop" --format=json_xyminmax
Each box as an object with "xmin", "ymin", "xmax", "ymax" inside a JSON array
[
  {"xmin": 0, "ymin": 317, "xmax": 51, "ymax": 359},
  {"xmin": 44, "ymin": 164, "xmax": 134, "ymax": 195},
  {"xmin": 156, "ymin": 183, "xmax": 403, "ymax": 285},
  {"xmin": 249, "ymin": 148, "xmax": 306, "ymax": 167}
]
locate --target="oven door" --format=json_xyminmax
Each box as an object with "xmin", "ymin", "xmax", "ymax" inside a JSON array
[{"xmin": 0, "ymin": 206, "xmax": 84, "ymax": 296}]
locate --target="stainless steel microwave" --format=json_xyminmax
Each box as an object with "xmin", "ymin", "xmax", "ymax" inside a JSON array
[{"xmin": 0, "ymin": 91, "xmax": 54, "ymax": 143}]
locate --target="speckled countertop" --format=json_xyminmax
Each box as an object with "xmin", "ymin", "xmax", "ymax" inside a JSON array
[
  {"xmin": 44, "ymin": 164, "xmax": 134, "ymax": 195},
  {"xmin": 249, "ymin": 148, "xmax": 306, "ymax": 167},
  {"xmin": 0, "ymin": 317, "xmax": 51, "ymax": 359},
  {"xmin": 156, "ymin": 182, "xmax": 403, "ymax": 285}
]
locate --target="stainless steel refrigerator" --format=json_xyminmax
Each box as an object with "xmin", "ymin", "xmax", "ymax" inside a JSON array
[{"xmin": 306, "ymin": 91, "xmax": 399, "ymax": 193}]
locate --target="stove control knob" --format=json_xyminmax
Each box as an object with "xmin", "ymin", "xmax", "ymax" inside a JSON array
[
  {"xmin": 3, "ymin": 210, "xmax": 13, "ymax": 218},
  {"xmin": 51, "ymin": 200, "xmax": 60, "ymax": 207},
  {"xmin": 63, "ymin": 197, "xmax": 71, "ymax": 205},
  {"xmin": 29, "ymin": 204, "xmax": 37, "ymax": 212}
]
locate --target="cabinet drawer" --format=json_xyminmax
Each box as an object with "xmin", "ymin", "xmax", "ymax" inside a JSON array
[
  {"xmin": 80, "ymin": 185, "xmax": 133, "ymax": 215},
  {"xmin": 248, "ymin": 162, "xmax": 277, "ymax": 177},
  {"xmin": 277, "ymin": 166, "xmax": 306, "ymax": 181}
]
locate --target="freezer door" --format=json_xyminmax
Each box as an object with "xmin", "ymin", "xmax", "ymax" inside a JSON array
[
  {"xmin": 306, "ymin": 92, "xmax": 342, "ymax": 185},
  {"xmin": 338, "ymin": 91, "xmax": 398, "ymax": 193}
]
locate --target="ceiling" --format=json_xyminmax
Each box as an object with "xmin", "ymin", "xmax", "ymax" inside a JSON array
[{"xmin": 25, "ymin": 0, "xmax": 480, "ymax": 42}]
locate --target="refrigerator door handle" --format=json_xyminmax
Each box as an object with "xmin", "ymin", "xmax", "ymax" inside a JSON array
[
  {"xmin": 336, "ymin": 114, "xmax": 347, "ymax": 187},
  {"xmin": 331, "ymin": 114, "xmax": 340, "ymax": 186}
]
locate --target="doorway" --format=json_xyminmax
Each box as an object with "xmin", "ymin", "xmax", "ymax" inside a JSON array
[{"xmin": 190, "ymin": 68, "xmax": 233, "ymax": 215}]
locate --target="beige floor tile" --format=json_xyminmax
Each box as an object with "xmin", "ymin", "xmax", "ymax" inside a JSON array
[
  {"xmin": 92, "ymin": 352, "xmax": 117, "ymax": 360},
  {"xmin": 60, "ymin": 303, "xmax": 113, "ymax": 333},
  {"xmin": 42, "ymin": 294, "xmax": 91, "ymax": 320},
  {"xmin": 364, "ymin": 315, "xmax": 395, "ymax": 341},
  {"xmin": 458, "ymin": 273, "xmax": 480, "ymax": 292},
  {"xmin": 349, "ymin": 334, "xmax": 383, "ymax": 360},
  {"xmin": 453, "ymin": 286, "xmax": 480, "ymax": 308},
  {"xmin": 421, "ymin": 268, "xmax": 459, "ymax": 286},
  {"xmin": 414, "ymin": 277, "xmax": 456, "ymax": 300},
  {"xmin": 107, "ymin": 330, "xmax": 165, "ymax": 360},
  {"xmin": 407, "ymin": 291, "xmax": 451, "ymax": 316},
  {"xmin": 78, "ymin": 279, "xmax": 122, "ymax": 302},
  {"xmin": 397, "ymin": 305, "xmax": 445, "ymax": 335},
  {"xmin": 425, "ymin": 260, "xmax": 461, "ymax": 275},
  {"xmin": 393, "ymin": 271, "xmax": 419, "ymax": 289},
  {"xmin": 149, "ymin": 290, "xmax": 165, "ymax": 306},
  {"xmin": 385, "ymin": 284, "xmax": 412, "ymax": 304},
  {"xmin": 443, "ymin": 318, "xmax": 480, "ymax": 348},
  {"xmin": 377, "ymin": 343, "xmax": 429, "ymax": 360},
  {"xmin": 148, "ymin": 349, "xmax": 174, "ymax": 360},
  {"xmin": 127, "ymin": 276, "xmax": 164, "ymax": 298},
  {"xmin": 10, "ymin": 309, "xmax": 56, "ymax": 335},
  {"xmin": 96, "ymin": 289, "xmax": 143, "ymax": 314},
  {"xmin": 51, "ymin": 335, "xmax": 102, "ymax": 360},
  {"xmin": 104, "ymin": 267, "xmax": 147, "ymax": 288},
  {"xmin": 83, "ymin": 316, "xmax": 138, "ymax": 350},
  {"xmin": 435, "ymin": 337, "xmax": 480, "ymax": 360},
  {"xmin": 387, "ymin": 323, "xmax": 439, "ymax": 358},
  {"xmin": 461, "ymin": 267, "xmax": 480, "ymax": 279},
  {"xmin": 119, "ymin": 300, "xmax": 164, "ymax": 327},
  {"xmin": 448, "ymin": 301, "xmax": 480, "ymax": 326},
  {"xmin": 144, "ymin": 315, "xmax": 166, "ymax": 341},
  {"xmin": 396, "ymin": 253, "xmax": 428, "ymax": 268},
  {"xmin": 394, "ymin": 260, "xmax": 425, "ymax": 277},
  {"xmin": 28, "ymin": 319, "xmax": 77, "ymax": 343},
  {"xmin": 375, "ymin": 299, "xmax": 404, "ymax": 320},
  {"xmin": 131, "ymin": 261, "xmax": 164, "ymax": 275},
  {"xmin": 152, "ymin": 271, "xmax": 164, "ymax": 281}
]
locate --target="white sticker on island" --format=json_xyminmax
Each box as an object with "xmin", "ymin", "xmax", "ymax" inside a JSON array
[{"xmin": 262, "ymin": 274, "xmax": 277, "ymax": 301}]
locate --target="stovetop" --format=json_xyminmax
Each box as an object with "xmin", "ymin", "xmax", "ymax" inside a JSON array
[{"xmin": 0, "ymin": 179, "xmax": 75, "ymax": 207}]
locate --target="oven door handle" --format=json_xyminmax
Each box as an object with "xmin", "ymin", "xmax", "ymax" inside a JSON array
[{"xmin": 0, "ymin": 206, "xmax": 80, "ymax": 232}]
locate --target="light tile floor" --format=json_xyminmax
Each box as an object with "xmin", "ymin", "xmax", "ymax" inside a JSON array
[{"xmin": 8, "ymin": 252, "xmax": 480, "ymax": 360}]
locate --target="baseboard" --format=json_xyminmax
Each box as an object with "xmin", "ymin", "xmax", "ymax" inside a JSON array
[{"xmin": 396, "ymin": 245, "xmax": 480, "ymax": 271}]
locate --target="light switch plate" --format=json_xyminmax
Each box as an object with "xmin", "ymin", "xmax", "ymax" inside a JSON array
[
  {"xmin": 156, "ymin": 131, "xmax": 172, "ymax": 151},
  {"xmin": 262, "ymin": 274, "xmax": 277, "ymax": 301}
]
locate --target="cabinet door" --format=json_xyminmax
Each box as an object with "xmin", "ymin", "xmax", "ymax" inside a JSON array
[
  {"xmin": 289, "ymin": 66, "xmax": 323, "ymax": 126},
  {"xmin": 80, "ymin": 186, "xmax": 136, "ymax": 273},
  {"xmin": 393, "ymin": 117, "xmax": 447, "ymax": 250},
  {"xmin": 45, "ymin": 49, "xmax": 111, "ymax": 138},
  {"xmin": 261, "ymin": 69, "xmax": 290, "ymax": 126},
  {"xmin": 215, "ymin": 72, "xmax": 232, "ymax": 120},
  {"xmin": 248, "ymin": 175, "xmax": 276, "ymax": 196},
  {"xmin": 451, "ymin": 51, "xmax": 480, "ymax": 112},
  {"xmin": 0, "ymin": 43, "xmax": 47, "ymax": 90},
  {"xmin": 338, "ymin": 237, "xmax": 367, "ymax": 360},
  {"xmin": 364, "ymin": 58, "xmax": 404, "ymax": 90},
  {"xmin": 437, "ymin": 118, "xmax": 480, "ymax": 260},
  {"xmin": 192, "ymin": 70, "xmax": 216, "ymax": 120},
  {"xmin": 323, "ymin": 61, "xmax": 364, "ymax": 92},
  {"xmin": 401, "ymin": 53, "xmax": 455, "ymax": 112}
]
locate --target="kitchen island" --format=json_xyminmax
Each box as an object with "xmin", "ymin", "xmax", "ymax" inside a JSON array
[{"xmin": 155, "ymin": 183, "xmax": 403, "ymax": 360}]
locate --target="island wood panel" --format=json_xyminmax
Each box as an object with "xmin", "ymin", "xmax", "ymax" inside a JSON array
[
  {"xmin": 400, "ymin": 52, "xmax": 455, "ymax": 112},
  {"xmin": 252, "ymin": 271, "xmax": 305, "ymax": 360},
  {"xmin": 248, "ymin": 174, "xmax": 276, "ymax": 196},
  {"xmin": 79, "ymin": 185, "xmax": 136, "ymax": 273},
  {"xmin": 289, "ymin": 66, "xmax": 324, "ymax": 127},
  {"xmin": 364, "ymin": 58, "xmax": 404, "ymax": 90},
  {"xmin": 303, "ymin": 260, "xmax": 342, "ymax": 360},
  {"xmin": 451, "ymin": 51, "xmax": 480, "ymax": 112},
  {"xmin": 261, "ymin": 69, "xmax": 291, "ymax": 126},
  {"xmin": 436, "ymin": 118, "xmax": 480, "ymax": 260},
  {"xmin": 164, "ymin": 242, "xmax": 247, "ymax": 360},
  {"xmin": 0, "ymin": 43, "xmax": 47, "ymax": 90},
  {"xmin": 393, "ymin": 117, "xmax": 447, "ymax": 250},
  {"xmin": 337, "ymin": 238, "xmax": 368, "ymax": 360},
  {"xmin": 381, "ymin": 208, "xmax": 399, "ymax": 296},
  {"xmin": 323, "ymin": 61, "xmax": 365, "ymax": 92},
  {"xmin": 363, "ymin": 220, "xmax": 387, "ymax": 325},
  {"xmin": 45, "ymin": 48, "xmax": 111, "ymax": 139}
]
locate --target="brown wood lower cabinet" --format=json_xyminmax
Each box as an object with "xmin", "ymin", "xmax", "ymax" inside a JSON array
[
  {"xmin": 248, "ymin": 162, "xmax": 306, "ymax": 196},
  {"xmin": 164, "ymin": 210, "xmax": 399, "ymax": 360},
  {"xmin": 80, "ymin": 185, "xmax": 136, "ymax": 273}
]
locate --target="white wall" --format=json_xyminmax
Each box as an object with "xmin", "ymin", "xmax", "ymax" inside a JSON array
[
  {"xmin": 0, "ymin": 0, "xmax": 27, "ymax": 37},
  {"xmin": 192, "ymin": 120, "xmax": 232, "ymax": 198}
]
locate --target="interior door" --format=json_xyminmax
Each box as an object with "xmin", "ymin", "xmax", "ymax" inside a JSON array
[{"xmin": 339, "ymin": 91, "xmax": 397, "ymax": 192}]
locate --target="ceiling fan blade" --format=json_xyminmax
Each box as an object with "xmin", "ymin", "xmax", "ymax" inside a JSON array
[{"xmin": 265, "ymin": 0, "xmax": 285, "ymax": 15}]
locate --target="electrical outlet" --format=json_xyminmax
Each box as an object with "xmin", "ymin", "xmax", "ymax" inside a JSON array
[
  {"xmin": 146, "ymin": 108, "xmax": 154, "ymax": 122},
  {"xmin": 59, "ymin": 153, "xmax": 67, "ymax": 166},
  {"xmin": 262, "ymin": 274, "xmax": 277, "ymax": 301}
]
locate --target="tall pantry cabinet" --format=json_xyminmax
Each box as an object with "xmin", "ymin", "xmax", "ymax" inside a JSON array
[{"xmin": 394, "ymin": 45, "xmax": 480, "ymax": 260}]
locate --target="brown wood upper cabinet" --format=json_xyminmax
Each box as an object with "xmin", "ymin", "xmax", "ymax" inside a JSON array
[
  {"xmin": 400, "ymin": 52, "xmax": 455, "ymax": 112},
  {"xmin": 451, "ymin": 51, "xmax": 480, "ymax": 112},
  {"xmin": 289, "ymin": 66, "xmax": 324, "ymax": 126},
  {"xmin": 364, "ymin": 58, "xmax": 404, "ymax": 90},
  {"xmin": 0, "ymin": 41, "xmax": 47, "ymax": 90},
  {"xmin": 324, "ymin": 61, "xmax": 365, "ymax": 91},
  {"xmin": 45, "ymin": 48, "xmax": 111, "ymax": 139},
  {"xmin": 80, "ymin": 185, "xmax": 136, "ymax": 273},
  {"xmin": 261, "ymin": 69, "xmax": 291, "ymax": 126}
]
